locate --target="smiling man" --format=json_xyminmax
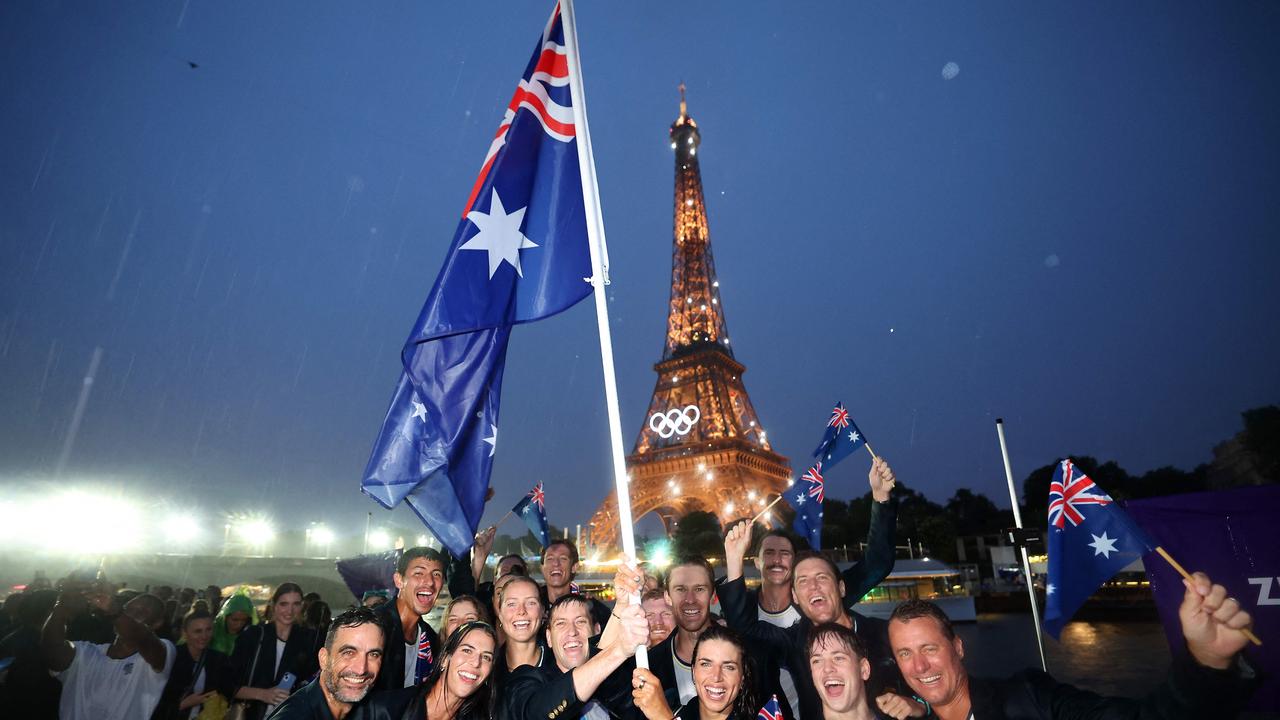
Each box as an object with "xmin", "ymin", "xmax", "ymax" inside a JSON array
[
  {"xmin": 268, "ymin": 606, "xmax": 384, "ymax": 720},
  {"xmin": 806, "ymin": 623, "xmax": 888, "ymax": 720},
  {"xmin": 372, "ymin": 547, "xmax": 446, "ymax": 690},
  {"xmin": 887, "ymin": 573, "xmax": 1257, "ymax": 720},
  {"xmin": 721, "ymin": 523, "xmax": 915, "ymax": 720},
  {"xmin": 500, "ymin": 578, "xmax": 652, "ymax": 720},
  {"xmin": 646, "ymin": 555, "xmax": 719, "ymax": 709}
]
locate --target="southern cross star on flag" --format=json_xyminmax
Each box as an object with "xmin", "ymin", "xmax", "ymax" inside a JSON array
[
  {"xmin": 1043, "ymin": 458, "xmax": 1155, "ymax": 638},
  {"xmin": 785, "ymin": 461, "xmax": 825, "ymax": 550},
  {"xmin": 812, "ymin": 401, "xmax": 868, "ymax": 470},
  {"xmin": 361, "ymin": 3, "xmax": 592, "ymax": 559},
  {"xmin": 512, "ymin": 482, "xmax": 551, "ymax": 548}
]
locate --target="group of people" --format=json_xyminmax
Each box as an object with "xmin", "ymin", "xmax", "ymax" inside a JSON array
[{"xmin": 0, "ymin": 456, "xmax": 1261, "ymax": 719}]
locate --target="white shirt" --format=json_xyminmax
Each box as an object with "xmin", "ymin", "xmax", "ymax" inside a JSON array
[
  {"xmin": 582, "ymin": 699, "xmax": 611, "ymax": 720},
  {"xmin": 57, "ymin": 640, "xmax": 176, "ymax": 720},
  {"xmin": 404, "ymin": 639, "xmax": 417, "ymax": 688},
  {"xmin": 758, "ymin": 603, "xmax": 802, "ymax": 713},
  {"xmin": 672, "ymin": 643, "xmax": 696, "ymax": 705}
]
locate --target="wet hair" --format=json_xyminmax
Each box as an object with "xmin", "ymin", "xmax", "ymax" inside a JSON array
[
  {"xmin": 757, "ymin": 529, "xmax": 798, "ymax": 555},
  {"xmin": 424, "ymin": 621, "xmax": 498, "ymax": 720},
  {"xmin": 640, "ymin": 588, "xmax": 669, "ymax": 604},
  {"xmin": 496, "ymin": 553, "xmax": 527, "ymax": 575},
  {"xmin": 305, "ymin": 601, "xmax": 332, "ymax": 633},
  {"xmin": 692, "ymin": 625, "xmax": 759, "ymax": 720},
  {"xmin": 324, "ymin": 605, "xmax": 384, "ymax": 651},
  {"xmin": 889, "ymin": 599, "xmax": 956, "ymax": 641},
  {"xmin": 445, "ymin": 595, "xmax": 490, "ymax": 625},
  {"xmin": 398, "ymin": 547, "xmax": 448, "ymax": 577},
  {"xmin": 271, "ymin": 583, "xmax": 304, "ymax": 605},
  {"xmin": 669, "ymin": 555, "xmax": 716, "ymax": 585},
  {"xmin": 183, "ymin": 608, "xmax": 215, "ymax": 629},
  {"xmin": 791, "ymin": 550, "xmax": 840, "ymax": 587},
  {"xmin": 806, "ymin": 621, "xmax": 867, "ymax": 660},
  {"xmin": 496, "ymin": 575, "xmax": 543, "ymax": 610},
  {"xmin": 540, "ymin": 539, "xmax": 580, "ymax": 566},
  {"xmin": 547, "ymin": 594, "xmax": 594, "ymax": 626}
]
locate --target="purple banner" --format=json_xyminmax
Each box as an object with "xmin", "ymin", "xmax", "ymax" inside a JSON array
[
  {"xmin": 335, "ymin": 550, "xmax": 401, "ymax": 602},
  {"xmin": 1128, "ymin": 485, "xmax": 1279, "ymax": 712}
]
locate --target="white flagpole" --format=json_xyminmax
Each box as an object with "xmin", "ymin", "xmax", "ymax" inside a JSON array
[
  {"xmin": 559, "ymin": 0, "xmax": 648, "ymax": 668},
  {"xmin": 996, "ymin": 418, "xmax": 1048, "ymax": 672}
]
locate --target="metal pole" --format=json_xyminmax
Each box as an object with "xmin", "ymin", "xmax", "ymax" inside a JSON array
[
  {"xmin": 996, "ymin": 418, "xmax": 1048, "ymax": 671},
  {"xmin": 560, "ymin": 0, "xmax": 646, "ymax": 668}
]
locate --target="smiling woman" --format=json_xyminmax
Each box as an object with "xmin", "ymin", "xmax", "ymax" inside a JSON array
[{"xmin": 358, "ymin": 621, "xmax": 499, "ymax": 720}]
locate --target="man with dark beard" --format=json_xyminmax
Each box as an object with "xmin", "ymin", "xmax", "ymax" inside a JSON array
[{"xmin": 268, "ymin": 607, "xmax": 384, "ymax": 720}]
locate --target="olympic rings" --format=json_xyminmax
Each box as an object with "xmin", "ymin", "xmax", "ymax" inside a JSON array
[{"xmin": 649, "ymin": 405, "xmax": 701, "ymax": 438}]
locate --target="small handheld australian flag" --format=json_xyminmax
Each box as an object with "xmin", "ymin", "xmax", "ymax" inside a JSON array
[
  {"xmin": 785, "ymin": 462, "xmax": 825, "ymax": 550},
  {"xmin": 512, "ymin": 482, "xmax": 551, "ymax": 548},
  {"xmin": 813, "ymin": 402, "xmax": 868, "ymax": 470},
  {"xmin": 1043, "ymin": 458, "xmax": 1154, "ymax": 637}
]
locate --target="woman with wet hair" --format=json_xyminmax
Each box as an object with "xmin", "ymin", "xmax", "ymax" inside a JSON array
[
  {"xmin": 442, "ymin": 595, "xmax": 490, "ymax": 644},
  {"xmin": 228, "ymin": 583, "xmax": 319, "ymax": 720},
  {"xmin": 493, "ymin": 576, "xmax": 548, "ymax": 679},
  {"xmin": 359, "ymin": 621, "xmax": 499, "ymax": 720},
  {"xmin": 632, "ymin": 625, "xmax": 762, "ymax": 720}
]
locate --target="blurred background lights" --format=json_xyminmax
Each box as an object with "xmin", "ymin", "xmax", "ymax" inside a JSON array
[{"xmin": 162, "ymin": 513, "xmax": 201, "ymax": 544}]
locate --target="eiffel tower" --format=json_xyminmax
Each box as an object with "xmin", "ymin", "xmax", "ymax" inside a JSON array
[{"xmin": 588, "ymin": 87, "xmax": 791, "ymax": 548}]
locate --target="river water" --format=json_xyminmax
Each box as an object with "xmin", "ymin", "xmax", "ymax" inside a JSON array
[{"xmin": 957, "ymin": 614, "xmax": 1171, "ymax": 696}]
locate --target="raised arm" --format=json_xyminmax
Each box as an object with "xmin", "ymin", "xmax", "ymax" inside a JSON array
[
  {"xmin": 114, "ymin": 610, "xmax": 168, "ymax": 673},
  {"xmin": 500, "ymin": 603, "xmax": 651, "ymax": 720},
  {"xmin": 40, "ymin": 592, "xmax": 83, "ymax": 672},
  {"xmin": 842, "ymin": 457, "xmax": 898, "ymax": 606}
]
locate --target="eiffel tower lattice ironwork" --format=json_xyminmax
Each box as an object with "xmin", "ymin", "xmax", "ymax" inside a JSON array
[{"xmin": 588, "ymin": 87, "xmax": 791, "ymax": 548}]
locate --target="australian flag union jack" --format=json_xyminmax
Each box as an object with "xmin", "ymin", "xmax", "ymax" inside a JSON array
[
  {"xmin": 512, "ymin": 481, "xmax": 552, "ymax": 548},
  {"xmin": 785, "ymin": 462, "xmax": 825, "ymax": 550},
  {"xmin": 757, "ymin": 694, "xmax": 783, "ymax": 720},
  {"xmin": 362, "ymin": 3, "xmax": 592, "ymax": 559},
  {"xmin": 1043, "ymin": 458, "xmax": 1154, "ymax": 638},
  {"xmin": 812, "ymin": 401, "xmax": 868, "ymax": 470}
]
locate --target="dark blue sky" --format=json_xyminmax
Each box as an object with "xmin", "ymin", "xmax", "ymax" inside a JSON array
[{"xmin": 2, "ymin": 1, "xmax": 1278, "ymax": 544}]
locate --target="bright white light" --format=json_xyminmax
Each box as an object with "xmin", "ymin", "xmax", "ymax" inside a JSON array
[
  {"xmin": 747, "ymin": 491, "xmax": 757, "ymax": 500},
  {"xmin": 12, "ymin": 491, "xmax": 143, "ymax": 554},
  {"xmin": 649, "ymin": 544, "xmax": 672, "ymax": 569},
  {"xmin": 162, "ymin": 514, "xmax": 200, "ymax": 544},
  {"xmin": 238, "ymin": 520, "xmax": 274, "ymax": 546},
  {"xmin": 763, "ymin": 512, "xmax": 773, "ymax": 522},
  {"xmin": 415, "ymin": 535, "xmax": 431, "ymax": 546},
  {"xmin": 724, "ymin": 502, "xmax": 735, "ymax": 514},
  {"xmin": 311, "ymin": 526, "xmax": 335, "ymax": 545},
  {"xmin": 671, "ymin": 485, "xmax": 681, "ymax": 494},
  {"xmin": 368, "ymin": 530, "xmax": 391, "ymax": 549}
]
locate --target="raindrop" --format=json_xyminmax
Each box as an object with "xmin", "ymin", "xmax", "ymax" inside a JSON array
[
  {"xmin": 106, "ymin": 210, "xmax": 142, "ymax": 302},
  {"xmin": 942, "ymin": 62, "xmax": 960, "ymax": 80},
  {"xmin": 1044, "ymin": 254, "xmax": 1060, "ymax": 268}
]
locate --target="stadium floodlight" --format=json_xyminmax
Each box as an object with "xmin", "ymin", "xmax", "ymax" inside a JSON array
[
  {"xmin": 415, "ymin": 534, "xmax": 431, "ymax": 547},
  {"xmin": 310, "ymin": 525, "xmax": 335, "ymax": 546},
  {"xmin": 368, "ymin": 529, "xmax": 391, "ymax": 550},
  {"xmin": 236, "ymin": 519, "xmax": 275, "ymax": 551}
]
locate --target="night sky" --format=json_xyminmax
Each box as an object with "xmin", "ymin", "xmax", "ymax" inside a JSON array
[{"xmin": 2, "ymin": 1, "xmax": 1278, "ymax": 546}]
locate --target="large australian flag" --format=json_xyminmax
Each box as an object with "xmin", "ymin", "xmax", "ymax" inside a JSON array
[
  {"xmin": 362, "ymin": 4, "xmax": 592, "ymax": 559},
  {"xmin": 785, "ymin": 462, "xmax": 826, "ymax": 550},
  {"xmin": 1043, "ymin": 458, "xmax": 1155, "ymax": 637},
  {"xmin": 512, "ymin": 482, "xmax": 551, "ymax": 548},
  {"xmin": 812, "ymin": 402, "xmax": 868, "ymax": 469}
]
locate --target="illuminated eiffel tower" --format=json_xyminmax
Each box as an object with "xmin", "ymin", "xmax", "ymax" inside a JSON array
[{"xmin": 588, "ymin": 87, "xmax": 791, "ymax": 548}]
